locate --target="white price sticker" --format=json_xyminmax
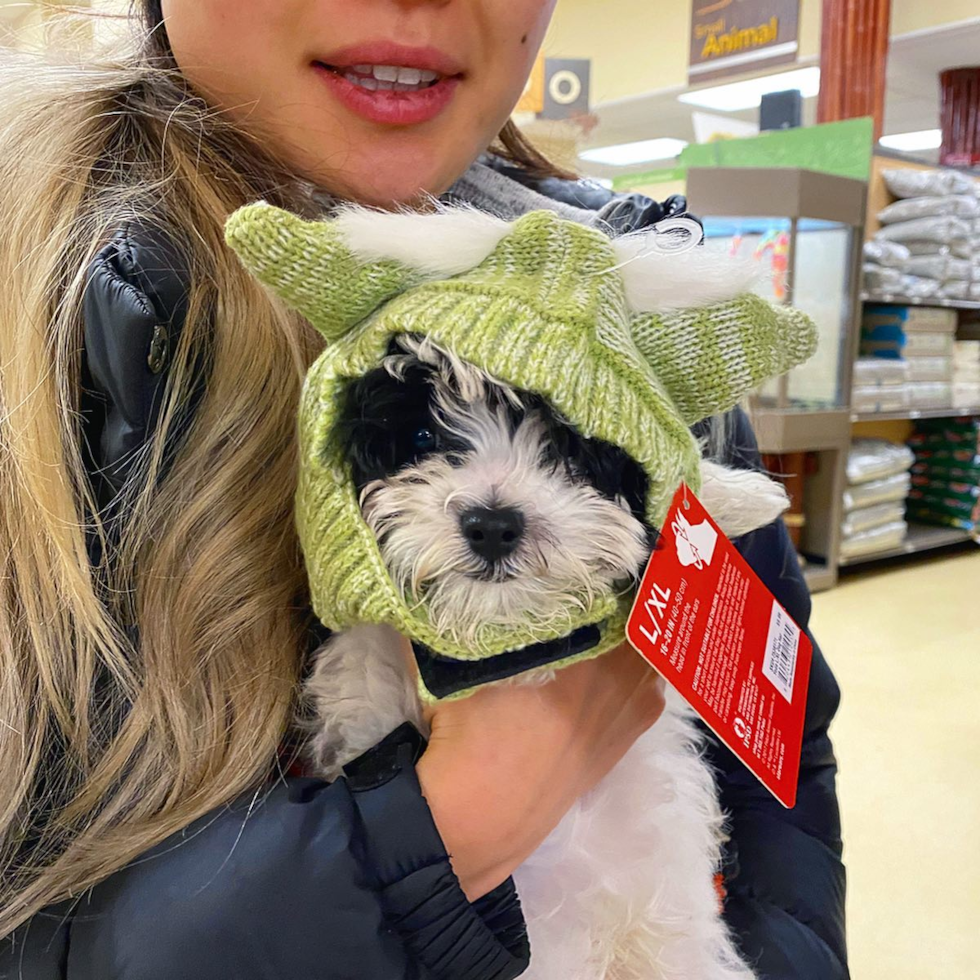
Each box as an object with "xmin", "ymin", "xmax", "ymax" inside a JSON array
[{"xmin": 763, "ymin": 601, "xmax": 800, "ymax": 702}]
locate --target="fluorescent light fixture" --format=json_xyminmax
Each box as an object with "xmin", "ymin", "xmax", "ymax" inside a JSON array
[
  {"xmin": 679, "ymin": 66, "xmax": 821, "ymax": 112},
  {"xmin": 579, "ymin": 138, "xmax": 689, "ymax": 166},
  {"xmin": 879, "ymin": 129, "xmax": 942, "ymax": 152}
]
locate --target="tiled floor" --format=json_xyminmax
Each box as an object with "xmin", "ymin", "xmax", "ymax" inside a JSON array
[{"xmin": 810, "ymin": 547, "xmax": 980, "ymax": 980}]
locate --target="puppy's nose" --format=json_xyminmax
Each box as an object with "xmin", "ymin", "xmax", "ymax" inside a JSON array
[{"xmin": 460, "ymin": 506, "xmax": 525, "ymax": 562}]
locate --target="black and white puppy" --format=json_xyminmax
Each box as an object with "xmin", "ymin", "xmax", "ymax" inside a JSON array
[
  {"xmin": 338, "ymin": 332, "xmax": 653, "ymax": 656},
  {"xmin": 305, "ymin": 333, "xmax": 784, "ymax": 980}
]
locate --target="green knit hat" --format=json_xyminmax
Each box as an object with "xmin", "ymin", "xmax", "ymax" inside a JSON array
[{"xmin": 225, "ymin": 204, "xmax": 816, "ymax": 699}]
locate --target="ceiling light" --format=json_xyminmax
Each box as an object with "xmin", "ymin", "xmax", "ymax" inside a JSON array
[
  {"xmin": 879, "ymin": 129, "xmax": 943, "ymax": 152},
  {"xmin": 579, "ymin": 138, "xmax": 689, "ymax": 167},
  {"xmin": 678, "ymin": 67, "xmax": 821, "ymax": 112}
]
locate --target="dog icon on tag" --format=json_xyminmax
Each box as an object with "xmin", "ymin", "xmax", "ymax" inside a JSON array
[{"xmin": 673, "ymin": 510, "xmax": 718, "ymax": 570}]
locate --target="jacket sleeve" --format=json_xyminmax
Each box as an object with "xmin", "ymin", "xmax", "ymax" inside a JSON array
[
  {"xmin": 1, "ymin": 725, "xmax": 530, "ymax": 980},
  {"xmin": 697, "ymin": 408, "xmax": 848, "ymax": 980},
  {"xmin": 80, "ymin": 223, "xmax": 194, "ymax": 513}
]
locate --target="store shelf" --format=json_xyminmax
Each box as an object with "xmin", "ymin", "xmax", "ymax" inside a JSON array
[
  {"xmin": 839, "ymin": 522, "xmax": 976, "ymax": 566},
  {"xmin": 860, "ymin": 292, "xmax": 980, "ymax": 311},
  {"xmin": 754, "ymin": 409, "xmax": 851, "ymax": 453},
  {"xmin": 802, "ymin": 564, "xmax": 836, "ymax": 592},
  {"xmin": 851, "ymin": 405, "xmax": 980, "ymax": 422}
]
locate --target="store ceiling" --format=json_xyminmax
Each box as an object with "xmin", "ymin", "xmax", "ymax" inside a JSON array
[{"xmin": 580, "ymin": 18, "xmax": 980, "ymax": 179}]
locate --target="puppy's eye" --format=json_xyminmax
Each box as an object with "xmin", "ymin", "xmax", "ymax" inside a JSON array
[{"xmin": 412, "ymin": 427, "xmax": 437, "ymax": 453}]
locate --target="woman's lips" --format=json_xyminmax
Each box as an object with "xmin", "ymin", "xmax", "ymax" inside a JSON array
[
  {"xmin": 313, "ymin": 63, "xmax": 461, "ymax": 126},
  {"xmin": 312, "ymin": 42, "xmax": 464, "ymax": 126}
]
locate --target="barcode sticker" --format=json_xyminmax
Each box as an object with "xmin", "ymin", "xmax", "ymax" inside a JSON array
[{"xmin": 763, "ymin": 601, "xmax": 800, "ymax": 702}]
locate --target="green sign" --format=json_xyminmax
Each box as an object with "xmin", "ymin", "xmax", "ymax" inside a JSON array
[
  {"xmin": 679, "ymin": 117, "xmax": 876, "ymax": 180},
  {"xmin": 611, "ymin": 167, "xmax": 688, "ymax": 192},
  {"xmin": 612, "ymin": 118, "xmax": 876, "ymax": 193}
]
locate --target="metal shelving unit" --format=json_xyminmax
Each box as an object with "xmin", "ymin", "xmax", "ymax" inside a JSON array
[
  {"xmin": 852, "ymin": 405, "xmax": 980, "ymax": 422},
  {"xmin": 839, "ymin": 522, "xmax": 975, "ymax": 566},
  {"xmin": 860, "ymin": 292, "xmax": 980, "ymax": 311},
  {"xmin": 802, "ymin": 563, "xmax": 837, "ymax": 590},
  {"xmin": 686, "ymin": 164, "xmax": 979, "ymax": 589},
  {"xmin": 846, "ymin": 157, "xmax": 980, "ymax": 574}
]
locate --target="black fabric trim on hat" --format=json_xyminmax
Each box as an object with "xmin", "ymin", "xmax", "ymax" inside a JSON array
[{"xmin": 413, "ymin": 623, "xmax": 603, "ymax": 700}]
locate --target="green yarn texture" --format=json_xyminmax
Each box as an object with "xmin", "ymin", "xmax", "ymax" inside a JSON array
[{"xmin": 225, "ymin": 204, "xmax": 817, "ymax": 699}]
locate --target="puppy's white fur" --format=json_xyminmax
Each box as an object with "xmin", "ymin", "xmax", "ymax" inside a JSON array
[
  {"xmin": 699, "ymin": 458, "xmax": 789, "ymax": 539},
  {"xmin": 306, "ymin": 338, "xmax": 786, "ymax": 979}
]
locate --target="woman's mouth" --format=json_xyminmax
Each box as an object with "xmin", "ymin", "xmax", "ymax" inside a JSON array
[
  {"xmin": 313, "ymin": 48, "xmax": 463, "ymax": 126},
  {"xmin": 328, "ymin": 63, "xmax": 443, "ymax": 93}
]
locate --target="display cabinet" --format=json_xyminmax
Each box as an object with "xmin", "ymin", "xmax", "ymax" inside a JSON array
[{"xmin": 685, "ymin": 168, "xmax": 869, "ymax": 591}]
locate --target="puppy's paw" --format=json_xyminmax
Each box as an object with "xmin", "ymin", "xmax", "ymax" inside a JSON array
[
  {"xmin": 697, "ymin": 459, "xmax": 789, "ymax": 539},
  {"xmin": 304, "ymin": 624, "xmax": 422, "ymax": 778}
]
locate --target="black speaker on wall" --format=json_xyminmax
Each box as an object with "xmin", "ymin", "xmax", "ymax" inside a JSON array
[{"xmin": 760, "ymin": 89, "xmax": 803, "ymax": 131}]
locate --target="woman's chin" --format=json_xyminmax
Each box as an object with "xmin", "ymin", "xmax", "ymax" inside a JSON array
[{"xmin": 305, "ymin": 144, "xmax": 474, "ymax": 208}]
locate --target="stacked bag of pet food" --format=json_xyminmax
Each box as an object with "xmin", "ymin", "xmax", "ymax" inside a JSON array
[
  {"xmin": 863, "ymin": 167, "xmax": 980, "ymax": 301},
  {"xmin": 906, "ymin": 418, "xmax": 980, "ymax": 540},
  {"xmin": 952, "ymin": 340, "xmax": 980, "ymax": 409},
  {"xmin": 851, "ymin": 355, "xmax": 910, "ymax": 413},
  {"xmin": 840, "ymin": 438, "xmax": 915, "ymax": 561},
  {"xmin": 858, "ymin": 305, "xmax": 956, "ymax": 412}
]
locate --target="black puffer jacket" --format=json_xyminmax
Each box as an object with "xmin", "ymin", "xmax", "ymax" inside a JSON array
[{"xmin": 0, "ymin": 176, "xmax": 847, "ymax": 980}]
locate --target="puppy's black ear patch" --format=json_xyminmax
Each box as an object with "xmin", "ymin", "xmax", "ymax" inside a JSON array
[
  {"xmin": 521, "ymin": 393, "xmax": 649, "ymax": 522},
  {"xmin": 577, "ymin": 439, "xmax": 650, "ymax": 522},
  {"xmin": 331, "ymin": 365, "xmax": 435, "ymax": 491}
]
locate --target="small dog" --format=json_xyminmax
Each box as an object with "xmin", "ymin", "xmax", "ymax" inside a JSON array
[{"xmin": 304, "ymin": 333, "xmax": 787, "ymax": 980}]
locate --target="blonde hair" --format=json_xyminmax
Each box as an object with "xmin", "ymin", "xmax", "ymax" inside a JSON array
[
  {"xmin": 0, "ymin": 38, "xmax": 328, "ymax": 936},
  {"xmin": 0, "ymin": 5, "xmax": 571, "ymax": 936}
]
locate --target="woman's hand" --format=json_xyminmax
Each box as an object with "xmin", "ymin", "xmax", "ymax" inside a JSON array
[{"xmin": 415, "ymin": 640, "xmax": 666, "ymax": 901}]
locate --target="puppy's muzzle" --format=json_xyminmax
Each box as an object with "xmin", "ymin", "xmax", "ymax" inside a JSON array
[{"xmin": 459, "ymin": 505, "xmax": 526, "ymax": 562}]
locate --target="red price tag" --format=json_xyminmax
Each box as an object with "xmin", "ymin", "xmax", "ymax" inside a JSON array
[{"xmin": 627, "ymin": 484, "xmax": 812, "ymax": 808}]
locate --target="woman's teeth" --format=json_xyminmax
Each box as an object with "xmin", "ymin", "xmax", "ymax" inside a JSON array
[{"xmin": 341, "ymin": 64, "xmax": 441, "ymax": 92}]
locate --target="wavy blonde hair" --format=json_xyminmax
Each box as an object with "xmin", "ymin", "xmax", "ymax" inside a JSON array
[{"xmin": 0, "ymin": 5, "xmax": 568, "ymax": 938}]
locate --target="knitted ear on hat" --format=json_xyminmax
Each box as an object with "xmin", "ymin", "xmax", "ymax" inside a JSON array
[
  {"xmin": 630, "ymin": 294, "xmax": 818, "ymax": 425},
  {"xmin": 224, "ymin": 203, "xmax": 424, "ymax": 343},
  {"xmin": 226, "ymin": 204, "xmax": 517, "ymax": 342}
]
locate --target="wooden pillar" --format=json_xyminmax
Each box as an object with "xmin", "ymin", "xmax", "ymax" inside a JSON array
[
  {"xmin": 817, "ymin": 0, "xmax": 892, "ymax": 141},
  {"xmin": 940, "ymin": 68, "xmax": 980, "ymax": 167}
]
